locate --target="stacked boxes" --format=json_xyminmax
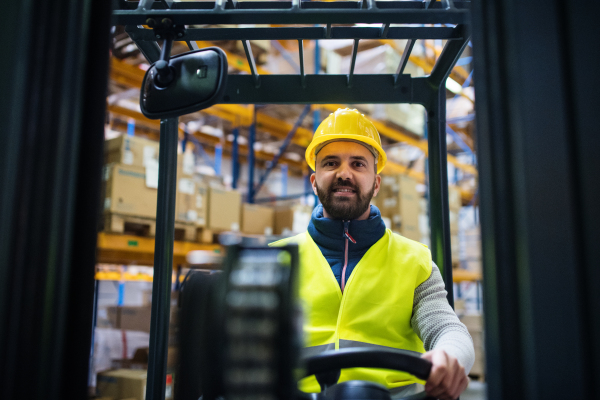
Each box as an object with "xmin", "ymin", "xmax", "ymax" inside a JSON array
[
  {"xmin": 207, "ymin": 185, "xmax": 242, "ymax": 231},
  {"xmin": 460, "ymin": 313, "xmax": 485, "ymax": 379},
  {"xmin": 418, "ymin": 198, "xmax": 430, "ymax": 247},
  {"xmin": 103, "ymin": 135, "xmax": 210, "ymax": 229},
  {"xmin": 374, "ymin": 175, "xmax": 421, "ymax": 241},
  {"xmin": 448, "ymin": 186, "xmax": 461, "ymax": 264},
  {"xmin": 459, "ymin": 206, "xmax": 482, "ymax": 273},
  {"xmin": 105, "ymin": 135, "xmax": 160, "ymax": 168},
  {"xmin": 242, "ymin": 203, "xmax": 274, "ymax": 235},
  {"xmin": 103, "ymin": 135, "xmax": 161, "ymax": 219},
  {"xmin": 97, "ymin": 369, "xmax": 175, "ymax": 400},
  {"xmin": 103, "ymin": 133, "xmax": 162, "ymax": 219},
  {"xmin": 176, "ymin": 148, "xmax": 208, "ymax": 227},
  {"xmin": 273, "ymin": 205, "xmax": 313, "ymax": 235},
  {"xmin": 105, "ymin": 304, "xmax": 179, "ymax": 334},
  {"xmin": 103, "ymin": 163, "xmax": 158, "ymax": 218},
  {"xmin": 461, "ymin": 225, "xmax": 482, "ymax": 273}
]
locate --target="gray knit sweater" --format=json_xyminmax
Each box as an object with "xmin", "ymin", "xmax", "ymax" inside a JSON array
[{"xmin": 412, "ymin": 262, "xmax": 475, "ymax": 373}]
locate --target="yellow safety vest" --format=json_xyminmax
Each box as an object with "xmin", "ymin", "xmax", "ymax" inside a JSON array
[{"xmin": 271, "ymin": 229, "xmax": 432, "ymax": 392}]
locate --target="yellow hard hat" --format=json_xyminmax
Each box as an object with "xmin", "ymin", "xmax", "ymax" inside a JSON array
[{"xmin": 306, "ymin": 108, "xmax": 387, "ymax": 174}]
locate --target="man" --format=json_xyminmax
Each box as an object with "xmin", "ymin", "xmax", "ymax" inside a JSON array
[{"xmin": 272, "ymin": 109, "xmax": 474, "ymax": 400}]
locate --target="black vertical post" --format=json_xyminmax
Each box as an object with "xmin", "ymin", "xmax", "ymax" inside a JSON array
[
  {"xmin": 247, "ymin": 107, "xmax": 257, "ymax": 203},
  {"xmin": 0, "ymin": 0, "xmax": 111, "ymax": 399},
  {"xmin": 88, "ymin": 279, "xmax": 100, "ymax": 387},
  {"xmin": 471, "ymin": 0, "xmax": 599, "ymax": 398},
  {"xmin": 147, "ymin": 118, "xmax": 179, "ymax": 400},
  {"xmin": 427, "ymin": 88, "xmax": 454, "ymax": 307},
  {"xmin": 232, "ymin": 127, "xmax": 240, "ymax": 189}
]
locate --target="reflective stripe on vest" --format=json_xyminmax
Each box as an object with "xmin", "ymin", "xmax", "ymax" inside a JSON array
[
  {"xmin": 301, "ymin": 341, "xmax": 422, "ymax": 359},
  {"xmin": 271, "ymin": 229, "xmax": 432, "ymax": 392}
]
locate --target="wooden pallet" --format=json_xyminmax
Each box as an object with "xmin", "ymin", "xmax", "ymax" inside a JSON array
[{"xmin": 103, "ymin": 213, "xmax": 214, "ymax": 243}]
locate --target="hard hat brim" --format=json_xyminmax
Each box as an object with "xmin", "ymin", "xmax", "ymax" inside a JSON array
[{"xmin": 306, "ymin": 134, "xmax": 387, "ymax": 174}]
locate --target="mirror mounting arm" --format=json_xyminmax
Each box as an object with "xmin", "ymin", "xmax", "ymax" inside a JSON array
[
  {"xmin": 146, "ymin": 18, "xmax": 187, "ymax": 87},
  {"xmin": 155, "ymin": 38, "xmax": 174, "ymax": 87}
]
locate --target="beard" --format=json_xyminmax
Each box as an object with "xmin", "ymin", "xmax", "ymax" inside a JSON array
[{"xmin": 316, "ymin": 179, "xmax": 376, "ymax": 220}]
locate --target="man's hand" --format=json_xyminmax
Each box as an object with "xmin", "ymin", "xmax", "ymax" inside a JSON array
[{"xmin": 421, "ymin": 349, "xmax": 469, "ymax": 400}]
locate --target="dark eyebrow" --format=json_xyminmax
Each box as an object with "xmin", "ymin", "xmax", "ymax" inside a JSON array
[
  {"xmin": 350, "ymin": 156, "xmax": 369, "ymax": 163},
  {"xmin": 320, "ymin": 155, "xmax": 340, "ymax": 164}
]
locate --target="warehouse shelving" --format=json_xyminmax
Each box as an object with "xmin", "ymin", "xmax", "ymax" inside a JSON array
[
  {"xmin": 108, "ymin": 57, "xmax": 477, "ymax": 203},
  {"xmin": 109, "ymin": 54, "xmax": 476, "ymax": 176},
  {"xmin": 97, "ymin": 232, "xmax": 221, "ymax": 265},
  {"xmin": 109, "ymin": 2, "xmax": 474, "ymax": 398}
]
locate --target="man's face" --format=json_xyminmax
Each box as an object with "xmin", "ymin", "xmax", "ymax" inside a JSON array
[{"xmin": 310, "ymin": 141, "xmax": 381, "ymax": 220}]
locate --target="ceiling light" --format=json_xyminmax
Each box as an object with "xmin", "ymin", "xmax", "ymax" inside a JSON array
[{"xmin": 445, "ymin": 77, "xmax": 463, "ymax": 94}]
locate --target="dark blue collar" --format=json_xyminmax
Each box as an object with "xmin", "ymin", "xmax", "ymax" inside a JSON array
[{"xmin": 307, "ymin": 204, "xmax": 387, "ymax": 255}]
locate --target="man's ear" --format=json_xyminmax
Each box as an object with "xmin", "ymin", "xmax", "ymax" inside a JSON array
[
  {"xmin": 310, "ymin": 173, "xmax": 318, "ymax": 196},
  {"xmin": 373, "ymin": 174, "xmax": 382, "ymax": 197}
]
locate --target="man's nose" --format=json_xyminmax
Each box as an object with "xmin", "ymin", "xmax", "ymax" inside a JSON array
[{"xmin": 335, "ymin": 163, "xmax": 353, "ymax": 181}]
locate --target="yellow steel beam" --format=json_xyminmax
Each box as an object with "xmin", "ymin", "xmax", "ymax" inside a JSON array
[
  {"xmin": 97, "ymin": 232, "xmax": 221, "ymax": 265},
  {"xmin": 452, "ymin": 268, "xmax": 482, "ymax": 282},
  {"xmin": 423, "ymin": 41, "xmax": 471, "ymax": 84}
]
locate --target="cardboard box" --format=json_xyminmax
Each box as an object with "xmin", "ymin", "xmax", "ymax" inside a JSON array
[
  {"xmin": 103, "ymin": 163, "xmax": 157, "ymax": 218},
  {"xmin": 460, "ymin": 313, "xmax": 483, "ymax": 332},
  {"xmin": 449, "ymin": 185, "xmax": 462, "ymax": 212},
  {"xmin": 177, "ymin": 149, "xmax": 195, "ymax": 177},
  {"xmin": 175, "ymin": 177, "xmax": 208, "ymax": 226},
  {"xmin": 470, "ymin": 350, "xmax": 486, "ymax": 378},
  {"xmin": 207, "ymin": 186, "xmax": 242, "ymax": 231},
  {"xmin": 97, "ymin": 369, "xmax": 147, "ymax": 400},
  {"xmin": 470, "ymin": 330, "xmax": 484, "ymax": 350},
  {"xmin": 116, "ymin": 306, "xmax": 152, "ymax": 333},
  {"xmin": 273, "ymin": 205, "xmax": 313, "ymax": 235},
  {"xmin": 97, "ymin": 369, "xmax": 174, "ymax": 400},
  {"xmin": 450, "ymin": 210, "xmax": 459, "ymax": 234},
  {"xmin": 107, "ymin": 305, "xmax": 179, "ymax": 333},
  {"xmin": 451, "ymin": 233, "xmax": 460, "ymax": 262},
  {"xmin": 274, "ymin": 207, "xmax": 294, "ymax": 235},
  {"xmin": 375, "ymin": 175, "xmax": 421, "ymax": 241},
  {"xmin": 242, "ymin": 203, "xmax": 274, "ymax": 235},
  {"xmin": 105, "ymin": 135, "xmax": 160, "ymax": 169}
]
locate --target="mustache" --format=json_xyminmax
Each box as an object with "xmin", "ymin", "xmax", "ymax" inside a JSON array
[{"xmin": 329, "ymin": 181, "xmax": 359, "ymax": 191}]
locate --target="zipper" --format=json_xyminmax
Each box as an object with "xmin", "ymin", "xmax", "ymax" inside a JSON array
[{"xmin": 341, "ymin": 220, "xmax": 356, "ymax": 293}]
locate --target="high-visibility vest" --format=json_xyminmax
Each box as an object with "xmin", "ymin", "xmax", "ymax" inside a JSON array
[{"xmin": 271, "ymin": 229, "xmax": 432, "ymax": 392}]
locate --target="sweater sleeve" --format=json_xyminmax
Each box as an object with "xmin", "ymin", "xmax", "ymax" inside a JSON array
[{"xmin": 411, "ymin": 262, "xmax": 475, "ymax": 373}]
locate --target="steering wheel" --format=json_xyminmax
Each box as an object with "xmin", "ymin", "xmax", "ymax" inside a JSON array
[{"xmin": 301, "ymin": 348, "xmax": 436, "ymax": 400}]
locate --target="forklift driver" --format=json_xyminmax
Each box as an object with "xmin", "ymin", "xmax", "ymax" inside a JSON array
[{"xmin": 271, "ymin": 108, "xmax": 474, "ymax": 400}]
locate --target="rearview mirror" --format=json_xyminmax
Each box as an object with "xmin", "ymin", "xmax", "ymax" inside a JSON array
[{"xmin": 140, "ymin": 47, "xmax": 228, "ymax": 119}]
